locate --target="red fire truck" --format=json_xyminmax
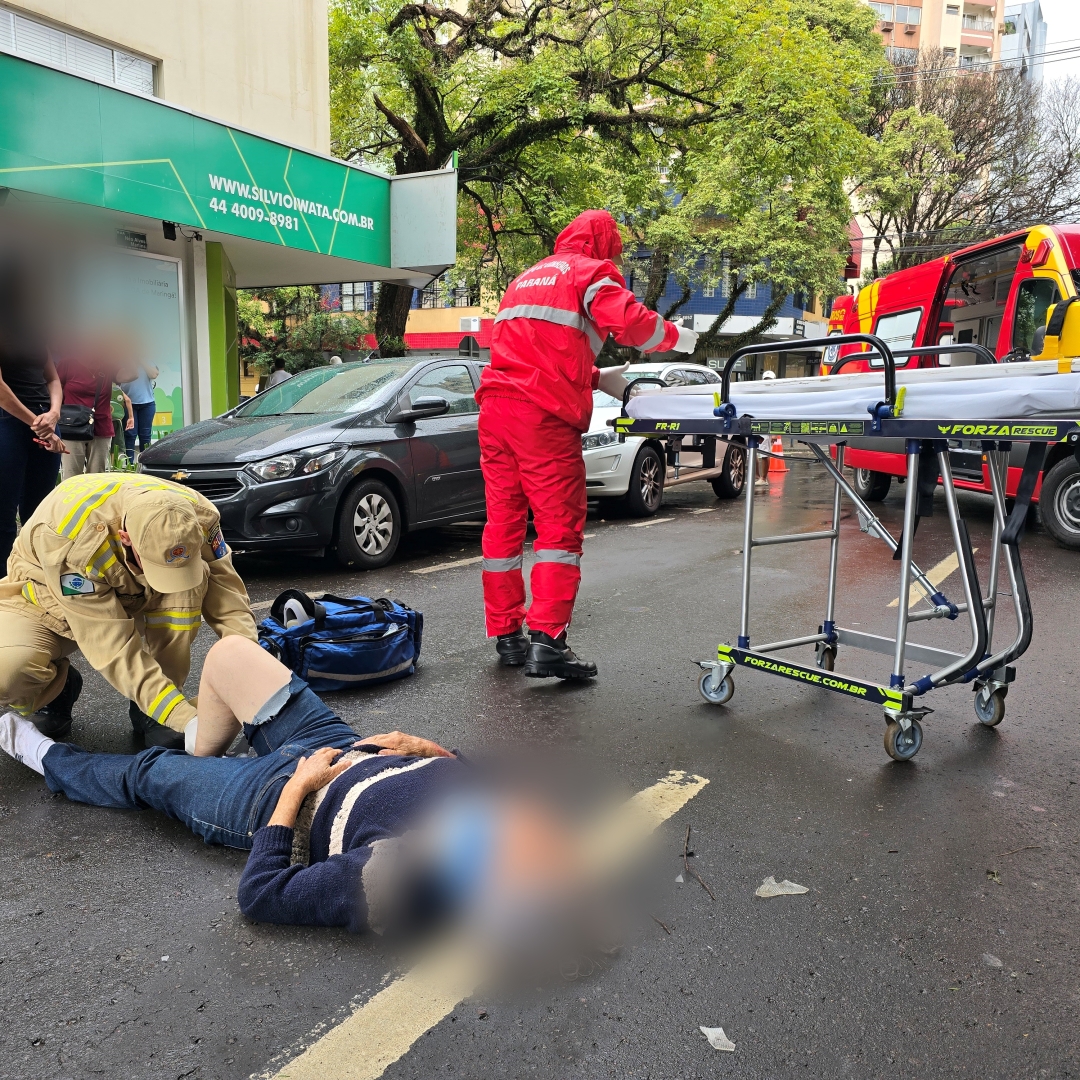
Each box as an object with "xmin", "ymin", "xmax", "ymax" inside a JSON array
[{"xmin": 823, "ymin": 224, "xmax": 1080, "ymax": 548}]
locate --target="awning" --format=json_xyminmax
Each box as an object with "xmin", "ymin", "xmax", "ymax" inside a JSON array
[{"xmin": 0, "ymin": 49, "xmax": 456, "ymax": 287}]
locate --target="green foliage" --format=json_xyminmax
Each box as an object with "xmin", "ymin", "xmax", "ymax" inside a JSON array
[
  {"xmin": 238, "ymin": 287, "xmax": 373, "ymax": 373},
  {"xmin": 329, "ymin": 0, "xmax": 884, "ymax": 345}
]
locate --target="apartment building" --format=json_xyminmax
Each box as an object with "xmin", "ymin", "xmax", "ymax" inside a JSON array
[
  {"xmin": 867, "ymin": 0, "xmax": 1004, "ymax": 69},
  {"xmin": 1000, "ymin": 1, "xmax": 1048, "ymax": 82},
  {"xmin": 0, "ymin": 1, "xmax": 456, "ymax": 421}
]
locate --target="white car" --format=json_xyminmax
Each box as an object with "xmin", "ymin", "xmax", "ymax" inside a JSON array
[{"xmin": 583, "ymin": 362, "xmax": 747, "ymax": 516}]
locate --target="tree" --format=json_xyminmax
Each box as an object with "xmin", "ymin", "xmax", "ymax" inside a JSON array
[
  {"xmin": 855, "ymin": 55, "xmax": 1080, "ymax": 278},
  {"xmin": 635, "ymin": 0, "xmax": 882, "ymax": 355},
  {"xmin": 238, "ymin": 287, "xmax": 373, "ymax": 374},
  {"xmin": 329, "ymin": 0, "xmax": 881, "ymax": 353}
]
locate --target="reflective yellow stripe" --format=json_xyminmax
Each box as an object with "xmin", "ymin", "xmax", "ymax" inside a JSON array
[
  {"xmin": 143, "ymin": 614, "xmax": 202, "ymax": 632},
  {"xmin": 21, "ymin": 581, "xmax": 38, "ymax": 605},
  {"xmin": 85, "ymin": 537, "xmax": 122, "ymax": 579},
  {"xmin": 148, "ymin": 685, "xmax": 186, "ymax": 722},
  {"xmin": 57, "ymin": 476, "xmax": 198, "ymax": 539}
]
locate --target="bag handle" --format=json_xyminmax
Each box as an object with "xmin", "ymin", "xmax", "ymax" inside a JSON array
[
  {"xmin": 317, "ymin": 593, "xmax": 394, "ymax": 615},
  {"xmin": 269, "ymin": 589, "xmax": 327, "ymax": 630}
]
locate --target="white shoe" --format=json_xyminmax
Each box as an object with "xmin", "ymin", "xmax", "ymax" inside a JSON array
[
  {"xmin": 754, "ymin": 478, "xmax": 770, "ymax": 487},
  {"xmin": 0, "ymin": 711, "xmax": 55, "ymax": 775}
]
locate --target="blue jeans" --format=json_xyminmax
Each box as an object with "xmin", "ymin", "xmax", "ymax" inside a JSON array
[
  {"xmin": 124, "ymin": 400, "xmax": 155, "ymax": 462},
  {"xmin": 41, "ymin": 676, "xmax": 358, "ymax": 849},
  {"xmin": 0, "ymin": 407, "xmax": 61, "ymax": 567}
]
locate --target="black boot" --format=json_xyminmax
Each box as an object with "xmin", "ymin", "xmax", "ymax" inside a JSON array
[
  {"xmin": 523, "ymin": 631, "xmax": 597, "ymax": 680},
  {"xmin": 32, "ymin": 665, "xmax": 83, "ymax": 739},
  {"xmin": 129, "ymin": 700, "xmax": 185, "ymax": 750},
  {"xmin": 495, "ymin": 630, "xmax": 529, "ymax": 667}
]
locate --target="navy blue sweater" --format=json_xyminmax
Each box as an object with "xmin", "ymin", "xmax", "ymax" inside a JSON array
[{"xmin": 237, "ymin": 753, "xmax": 459, "ymax": 931}]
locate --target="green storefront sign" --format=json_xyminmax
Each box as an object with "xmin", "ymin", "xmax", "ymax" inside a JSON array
[{"xmin": 0, "ymin": 50, "xmax": 391, "ymax": 264}]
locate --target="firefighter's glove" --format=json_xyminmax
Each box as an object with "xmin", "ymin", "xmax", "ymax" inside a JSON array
[
  {"xmin": 596, "ymin": 363, "xmax": 630, "ymax": 400},
  {"xmin": 674, "ymin": 326, "xmax": 699, "ymax": 354}
]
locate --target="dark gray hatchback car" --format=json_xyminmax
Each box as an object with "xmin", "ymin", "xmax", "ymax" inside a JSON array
[{"xmin": 138, "ymin": 357, "xmax": 485, "ymax": 568}]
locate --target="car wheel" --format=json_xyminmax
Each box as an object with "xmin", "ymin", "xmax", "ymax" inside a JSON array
[
  {"xmin": 852, "ymin": 467, "xmax": 891, "ymax": 502},
  {"xmin": 335, "ymin": 479, "xmax": 402, "ymax": 569},
  {"xmin": 1038, "ymin": 456, "xmax": 1080, "ymax": 550},
  {"xmin": 711, "ymin": 442, "xmax": 746, "ymax": 499},
  {"xmin": 621, "ymin": 445, "xmax": 665, "ymax": 517}
]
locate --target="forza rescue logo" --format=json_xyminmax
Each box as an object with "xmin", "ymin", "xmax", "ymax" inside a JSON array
[
  {"xmin": 743, "ymin": 655, "xmax": 868, "ymax": 696},
  {"xmin": 936, "ymin": 424, "xmax": 1060, "ymax": 437}
]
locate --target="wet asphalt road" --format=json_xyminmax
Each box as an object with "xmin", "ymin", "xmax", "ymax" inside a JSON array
[{"xmin": 1, "ymin": 463, "xmax": 1078, "ymax": 1080}]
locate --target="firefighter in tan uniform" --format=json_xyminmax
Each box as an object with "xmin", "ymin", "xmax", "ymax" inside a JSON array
[{"xmin": 0, "ymin": 473, "xmax": 257, "ymax": 749}]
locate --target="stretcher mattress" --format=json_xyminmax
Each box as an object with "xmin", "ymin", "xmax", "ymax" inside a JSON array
[{"xmin": 625, "ymin": 360, "xmax": 1080, "ymax": 422}]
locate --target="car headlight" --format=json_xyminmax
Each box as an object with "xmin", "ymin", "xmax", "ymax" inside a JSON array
[
  {"xmin": 582, "ymin": 430, "xmax": 619, "ymax": 451},
  {"xmin": 246, "ymin": 445, "xmax": 346, "ymax": 482}
]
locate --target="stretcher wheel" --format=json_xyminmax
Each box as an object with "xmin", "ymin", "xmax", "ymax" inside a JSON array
[
  {"xmin": 699, "ymin": 670, "xmax": 734, "ymax": 705},
  {"xmin": 884, "ymin": 719, "xmax": 922, "ymax": 762},
  {"xmin": 974, "ymin": 688, "xmax": 1006, "ymax": 727},
  {"xmin": 816, "ymin": 646, "xmax": 836, "ymax": 672}
]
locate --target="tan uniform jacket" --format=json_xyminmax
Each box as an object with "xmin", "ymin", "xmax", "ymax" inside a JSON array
[{"xmin": 0, "ymin": 474, "xmax": 257, "ymax": 729}]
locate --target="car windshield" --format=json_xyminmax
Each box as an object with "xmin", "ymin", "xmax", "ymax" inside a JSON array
[
  {"xmin": 236, "ymin": 361, "xmax": 415, "ymax": 417},
  {"xmin": 593, "ymin": 389, "xmax": 622, "ymax": 408}
]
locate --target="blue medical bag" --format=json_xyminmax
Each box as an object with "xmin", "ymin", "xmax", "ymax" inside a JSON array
[{"xmin": 257, "ymin": 589, "xmax": 422, "ymax": 692}]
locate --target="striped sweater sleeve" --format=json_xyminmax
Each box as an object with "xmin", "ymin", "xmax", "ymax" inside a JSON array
[{"xmin": 238, "ymin": 825, "xmax": 371, "ymax": 931}]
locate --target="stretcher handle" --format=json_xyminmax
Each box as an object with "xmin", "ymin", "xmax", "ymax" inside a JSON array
[
  {"xmin": 829, "ymin": 343, "xmax": 997, "ymax": 374},
  {"xmin": 720, "ymin": 334, "xmax": 896, "ymax": 407}
]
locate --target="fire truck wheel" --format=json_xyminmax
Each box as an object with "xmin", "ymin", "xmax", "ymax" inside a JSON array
[
  {"xmin": 853, "ymin": 468, "xmax": 891, "ymax": 502},
  {"xmin": 1039, "ymin": 456, "xmax": 1080, "ymax": 551}
]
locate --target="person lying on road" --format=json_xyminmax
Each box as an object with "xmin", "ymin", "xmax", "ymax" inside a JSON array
[{"xmin": 0, "ymin": 636, "xmax": 578, "ymax": 939}]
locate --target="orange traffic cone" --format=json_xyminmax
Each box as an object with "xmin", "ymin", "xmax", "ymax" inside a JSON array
[{"xmin": 769, "ymin": 435, "xmax": 788, "ymax": 473}]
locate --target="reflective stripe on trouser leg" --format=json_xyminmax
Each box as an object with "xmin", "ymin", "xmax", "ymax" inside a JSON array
[{"xmin": 479, "ymin": 402, "xmax": 530, "ymax": 637}]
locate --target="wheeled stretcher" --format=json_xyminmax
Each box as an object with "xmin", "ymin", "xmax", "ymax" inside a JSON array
[{"xmin": 615, "ymin": 334, "xmax": 1080, "ymax": 761}]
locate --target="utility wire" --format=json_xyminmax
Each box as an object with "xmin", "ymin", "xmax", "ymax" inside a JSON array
[{"xmin": 873, "ymin": 42, "xmax": 1080, "ymax": 83}]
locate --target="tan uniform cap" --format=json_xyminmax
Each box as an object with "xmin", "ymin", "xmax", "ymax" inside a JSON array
[{"xmin": 124, "ymin": 493, "xmax": 205, "ymax": 593}]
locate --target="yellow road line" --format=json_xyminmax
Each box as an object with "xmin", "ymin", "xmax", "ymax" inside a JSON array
[
  {"xmin": 410, "ymin": 555, "xmax": 484, "ymax": 575},
  {"xmin": 263, "ymin": 770, "xmax": 709, "ymax": 1080},
  {"xmin": 887, "ymin": 548, "xmax": 977, "ymax": 608}
]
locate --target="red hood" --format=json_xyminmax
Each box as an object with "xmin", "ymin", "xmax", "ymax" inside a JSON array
[{"xmin": 553, "ymin": 210, "xmax": 623, "ymax": 262}]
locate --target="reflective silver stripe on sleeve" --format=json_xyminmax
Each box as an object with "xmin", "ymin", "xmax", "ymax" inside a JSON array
[
  {"xmin": 584, "ymin": 322, "xmax": 605, "ymax": 356},
  {"xmin": 534, "ymin": 549, "xmax": 581, "ymax": 566},
  {"xmin": 582, "ymin": 277, "xmax": 622, "ymax": 320},
  {"xmin": 639, "ymin": 312, "xmax": 667, "ymax": 352},
  {"xmin": 482, "ymin": 555, "xmax": 524, "ymax": 572}
]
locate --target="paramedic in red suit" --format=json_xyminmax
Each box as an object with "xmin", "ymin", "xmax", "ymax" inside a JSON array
[{"xmin": 475, "ymin": 210, "xmax": 699, "ymax": 679}]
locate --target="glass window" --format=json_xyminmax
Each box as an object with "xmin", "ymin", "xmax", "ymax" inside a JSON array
[
  {"xmin": 702, "ymin": 285, "xmax": 716, "ymax": 298},
  {"xmin": 237, "ymin": 361, "xmax": 414, "ymax": 417},
  {"xmin": 869, "ymin": 1, "xmax": 893, "ymax": 17},
  {"xmin": 1012, "ymin": 279, "xmax": 1060, "ymax": 354},
  {"xmin": 895, "ymin": 5, "xmax": 922, "ymax": 24},
  {"xmin": 944, "ymin": 245, "xmax": 1023, "ymax": 353},
  {"xmin": 3, "ymin": 5, "xmax": 156, "ymax": 95},
  {"xmin": 408, "ymin": 364, "xmax": 478, "ymax": 415},
  {"xmin": 872, "ymin": 309, "xmax": 923, "ymax": 365}
]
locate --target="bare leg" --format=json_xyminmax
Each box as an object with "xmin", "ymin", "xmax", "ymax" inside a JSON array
[{"xmin": 193, "ymin": 636, "xmax": 291, "ymax": 756}]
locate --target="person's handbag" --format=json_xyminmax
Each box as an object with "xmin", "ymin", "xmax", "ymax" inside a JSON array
[
  {"xmin": 56, "ymin": 403, "xmax": 94, "ymax": 441},
  {"xmin": 257, "ymin": 589, "xmax": 423, "ymax": 692},
  {"xmin": 57, "ymin": 374, "xmax": 103, "ymax": 441}
]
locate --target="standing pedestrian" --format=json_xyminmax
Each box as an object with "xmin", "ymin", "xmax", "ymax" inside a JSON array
[
  {"xmin": 755, "ymin": 369, "xmax": 777, "ymax": 488},
  {"xmin": 56, "ymin": 355, "xmax": 116, "ymax": 480},
  {"xmin": 120, "ymin": 361, "xmax": 157, "ymax": 463},
  {"xmin": 266, "ymin": 357, "xmax": 292, "ymax": 387},
  {"xmin": 475, "ymin": 209, "xmax": 698, "ymax": 679}
]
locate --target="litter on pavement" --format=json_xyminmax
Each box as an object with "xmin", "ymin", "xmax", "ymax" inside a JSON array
[
  {"xmin": 699, "ymin": 1026, "xmax": 736, "ymax": 1052},
  {"xmin": 755, "ymin": 876, "xmax": 809, "ymax": 898}
]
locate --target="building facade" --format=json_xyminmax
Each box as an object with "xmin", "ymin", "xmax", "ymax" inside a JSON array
[
  {"xmin": 0, "ymin": 1, "xmax": 456, "ymax": 423},
  {"xmin": 1000, "ymin": 1, "xmax": 1047, "ymax": 81},
  {"xmin": 866, "ymin": 0, "xmax": 1004, "ymax": 69}
]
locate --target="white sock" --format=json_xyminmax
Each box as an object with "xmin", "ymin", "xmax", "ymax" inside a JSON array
[
  {"xmin": 184, "ymin": 716, "xmax": 199, "ymax": 755},
  {"xmin": 0, "ymin": 711, "xmax": 54, "ymax": 775}
]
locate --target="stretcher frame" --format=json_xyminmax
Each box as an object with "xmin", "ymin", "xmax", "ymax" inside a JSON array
[{"xmin": 614, "ymin": 333, "xmax": 1080, "ymax": 760}]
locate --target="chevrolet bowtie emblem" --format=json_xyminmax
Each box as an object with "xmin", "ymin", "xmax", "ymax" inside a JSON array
[{"xmin": 171, "ymin": 470, "xmax": 191, "ymax": 482}]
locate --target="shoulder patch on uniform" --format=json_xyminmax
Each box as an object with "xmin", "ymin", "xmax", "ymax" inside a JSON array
[
  {"xmin": 59, "ymin": 573, "xmax": 96, "ymax": 596},
  {"xmin": 207, "ymin": 526, "xmax": 227, "ymax": 560}
]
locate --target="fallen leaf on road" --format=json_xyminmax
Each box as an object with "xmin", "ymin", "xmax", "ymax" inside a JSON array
[
  {"xmin": 986, "ymin": 869, "xmax": 1002, "ymax": 884},
  {"xmin": 755, "ymin": 876, "xmax": 809, "ymax": 898},
  {"xmin": 983, "ymin": 953, "xmax": 1003, "ymax": 968},
  {"xmin": 699, "ymin": 1026, "xmax": 736, "ymax": 1052}
]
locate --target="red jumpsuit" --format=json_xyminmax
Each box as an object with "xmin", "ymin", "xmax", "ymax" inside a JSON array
[{"xmin": 476, "ymin": 210, "xmax": 682, "ymax": 639}]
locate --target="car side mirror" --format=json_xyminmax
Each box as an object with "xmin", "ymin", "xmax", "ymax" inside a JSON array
[{"xmin": 386, "ymin": 394, "xmax": 450, "ymax": 423}]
